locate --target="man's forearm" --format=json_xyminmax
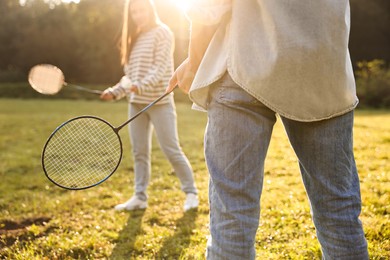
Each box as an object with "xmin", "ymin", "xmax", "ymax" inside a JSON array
[{"xmin": 187, "ymin": 23, "xmax": 219, "ymax": 72}]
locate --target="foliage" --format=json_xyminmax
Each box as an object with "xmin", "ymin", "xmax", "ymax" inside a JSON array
[
  {"xmin": 0, "ymin": 0, "xmax": 188, "ymax": 84},
  {"xmin": 0, "ymin": 0, "xmax": 389, "ymax": 84},
  {"xmin": 356, "ymin": 60, "xmax": 390, "ymax": 108},
  {"xmin": 0, "ymin": 0, "xmax": 123, "ymax": 83},
  {"xmin": 0, "ymin": 98, "xmax": 389, "ymax": 259},
  {"xmin": 349, "ymin": 0, "xmax": 390, "ymax": 64}
]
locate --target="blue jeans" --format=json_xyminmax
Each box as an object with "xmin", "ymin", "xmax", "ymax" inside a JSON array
[
  {"xmin": 205, "ymin": 74, "xmax": 368, "ymax": 259},
  {"xmin": 129, "ymin": 101, "xmax": 197, "ymax": 201}
]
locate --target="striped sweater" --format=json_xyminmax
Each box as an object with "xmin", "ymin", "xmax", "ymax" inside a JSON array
[{"xmin": 117, "ymin": 24, "xmax": 175, "ymax": 104}]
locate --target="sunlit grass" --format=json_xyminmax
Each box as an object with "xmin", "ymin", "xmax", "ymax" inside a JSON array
[{"xmin": 0, "ymin": 98, "xmax": 388, "ymax": 259}]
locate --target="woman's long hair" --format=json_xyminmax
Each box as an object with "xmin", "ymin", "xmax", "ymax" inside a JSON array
[{"xmin": 120, "ymin": 0, "xmax": 160, "ymax": 65}]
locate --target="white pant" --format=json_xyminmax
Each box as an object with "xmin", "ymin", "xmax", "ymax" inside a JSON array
[{"xmin": 128, "ymin": 101, "xmax": 197, "ymax": 201}]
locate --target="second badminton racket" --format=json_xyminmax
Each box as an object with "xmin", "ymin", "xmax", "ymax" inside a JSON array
[{"xmin": 28, "ymin": 64, "xmax": 103, "ymax": 95}]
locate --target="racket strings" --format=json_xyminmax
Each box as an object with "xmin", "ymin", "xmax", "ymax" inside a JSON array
[
  {"xmin": 29, "ymin": 65, "xmax": 64, "ymax": 94},
  {"xmin": 43, "ymin": 117, "xmax": 121, "ymax": 189}
]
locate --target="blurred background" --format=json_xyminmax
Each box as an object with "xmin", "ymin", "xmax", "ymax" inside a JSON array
[{"xmin": 0, "ymin": 0, "xmax": 389, "ymax": 107}]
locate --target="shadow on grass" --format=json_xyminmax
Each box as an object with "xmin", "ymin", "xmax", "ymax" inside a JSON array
[
  {"xmin": 155, "ymin": 209, "xmax": 199, "ymax": 259},
  {"xmin": 109, "ymin": 209, "xmax": 199, "ymax": 258},
  {"xmin": 109, "ymin": 209, "xmax": 146, "ymax": 259},
  {"xmin": 0, "ymin": 216, "xmax": 52, "ymax": 248}
]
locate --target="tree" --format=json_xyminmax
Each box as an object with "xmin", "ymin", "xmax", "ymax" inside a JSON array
[
  {"xmin": 0, "ymin": 0, "xmax": 388, "ymax": 83},
  {"xmin": 349, "ymin": 0, "xmax": 390, "ymax": 65}
]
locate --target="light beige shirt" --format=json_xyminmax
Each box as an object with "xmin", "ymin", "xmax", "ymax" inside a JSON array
[{"xmin": 187, "ymin": 0, "xmax": 358, "ymax": 122}]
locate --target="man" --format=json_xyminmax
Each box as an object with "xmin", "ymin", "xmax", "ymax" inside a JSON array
[{"xmin": 167, "ymin": 0, "xmax": 368, "ymax": 259}]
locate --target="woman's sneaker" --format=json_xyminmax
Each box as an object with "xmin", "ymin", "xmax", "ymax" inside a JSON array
[
  {"xmin": 184, "ymin": 193, "xmax": 199, "ymax": 212},
  {"xmin": 114, "ymin": 196, "xmax": 147, "ymax": 211}
]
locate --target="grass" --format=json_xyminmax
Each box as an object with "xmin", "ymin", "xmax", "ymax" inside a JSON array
[{"xmin": 0, "ymin": 98, "xmax": 388, "ymax": 259}]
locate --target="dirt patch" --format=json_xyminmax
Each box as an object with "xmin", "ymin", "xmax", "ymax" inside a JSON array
[
  {"xmin": 0, "ymin": 217, "xmax": 52, "ymax": 248},
  {"xmin": 0, "ymin": 217, "xmax": 51, "ymax": 232}
]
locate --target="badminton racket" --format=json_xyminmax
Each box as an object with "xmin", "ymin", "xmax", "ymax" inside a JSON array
[
  {"xmin": 28, "ymin": 64, "xmax": 103, "ymax": 95},
  {"xmin": 42, "ymin": 87, "xmax": 176, "ymax": 190}
]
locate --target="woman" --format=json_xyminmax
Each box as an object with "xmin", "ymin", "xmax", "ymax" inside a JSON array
[{"xmin": 100, "ymin": 0, "xmax": 198, "ymax": 212}]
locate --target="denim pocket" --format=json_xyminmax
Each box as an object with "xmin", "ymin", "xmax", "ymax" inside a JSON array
[{"xmin": 215, "ymin": 74, "xmax": 259, "ymax": 106}]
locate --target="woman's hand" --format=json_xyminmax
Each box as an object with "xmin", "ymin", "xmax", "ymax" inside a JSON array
[
  {"xmin": 100, "ymin": 88, "xmax": 115, "ymax": 101},
  {"xmin": 130, "ymin": 85, "xmax": 139, "ymax": 94}
]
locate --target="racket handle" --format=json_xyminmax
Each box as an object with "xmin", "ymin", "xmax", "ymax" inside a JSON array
[
  {"xmin": 66, "ymin": 83, "xmax": 103, "ymax": 95},
  {"xmin": 116, "ymin": 86, "xmax": 178, "ymax": 131}
]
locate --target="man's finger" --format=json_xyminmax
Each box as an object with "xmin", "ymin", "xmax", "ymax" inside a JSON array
[{"xmin": 166, "ymin": 73, "xmax": 178, "ymax": 93}]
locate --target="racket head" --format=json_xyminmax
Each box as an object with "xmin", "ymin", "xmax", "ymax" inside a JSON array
[
  {"xmin": 28, "ymin": 64, "xmax": 65, "ymax": 95},
  {"xmin": 42, "ymin": 116, "xmax": 123, "ymax": 190}
]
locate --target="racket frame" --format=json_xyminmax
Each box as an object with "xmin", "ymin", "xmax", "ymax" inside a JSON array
[
  {"xmin": 42, "ymin": 115, "xmax": 123, "ymax": 190},
  {"xmin": 29, "ymin": 64, "xmax": 103, "ymax": 95}
]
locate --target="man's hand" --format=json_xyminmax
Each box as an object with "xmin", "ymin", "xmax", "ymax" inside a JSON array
[
  {"xmin": 167, "ymin": 21, "xmax": 219, "ymax": 94},
  {"xmin": 167, "ymin": 58, "xmax": 197, "ymax": 94}
]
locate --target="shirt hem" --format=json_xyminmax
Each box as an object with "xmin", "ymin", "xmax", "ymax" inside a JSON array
[{"xmin": 189, "ymin": 72, "xmax": 359, "ymax": 122}]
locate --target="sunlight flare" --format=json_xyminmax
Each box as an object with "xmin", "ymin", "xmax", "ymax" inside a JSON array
[{"xmin": 169, "ymin": 0, "xmax": 192, "ymax": 12}]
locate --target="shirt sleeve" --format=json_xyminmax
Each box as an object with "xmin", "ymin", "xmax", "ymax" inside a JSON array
[{"xmin": 185, "ymin": 0, "xmax": 232, "ymax": 25}]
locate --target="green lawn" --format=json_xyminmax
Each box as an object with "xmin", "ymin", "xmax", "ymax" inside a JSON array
[{"xmin": 0, "ymin": 98, "xmax": 388, "ymax": 259}]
